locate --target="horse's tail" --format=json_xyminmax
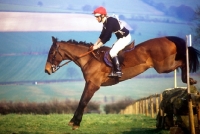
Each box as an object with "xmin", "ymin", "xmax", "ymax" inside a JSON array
[
  {"xmin": 167, "ymin": 36, "xmax": 200, "ymax": 73},
  {"xmin": 188, "ymin": 47, "xmax": 200, "ymax": 73}
]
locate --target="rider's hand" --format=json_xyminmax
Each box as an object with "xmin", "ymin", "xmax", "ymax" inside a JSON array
[
  {"xmin": 93, "ymin": 42, "xmax": 103, "ymax": 50},
  {"xmin": 93, "ymin": 44, "xmax": 99, "ymax": 50}
]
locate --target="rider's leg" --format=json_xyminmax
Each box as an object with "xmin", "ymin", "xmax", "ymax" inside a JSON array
[
  {"xmin": 111, "ymin": 56, "xmax": 122, "ymax": 77},
  {"xmin": 109, "ymin": 34, "xmax": 131, "ymax": 77}
]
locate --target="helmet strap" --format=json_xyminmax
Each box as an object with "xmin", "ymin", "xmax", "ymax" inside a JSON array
[{"xmin": 100, "ymin": 15, "xmax": 106, "ymax": 23}]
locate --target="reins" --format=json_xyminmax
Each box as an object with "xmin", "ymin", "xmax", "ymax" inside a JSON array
[
  {"xmin": 55, "ymin": 46, "xmax": 94, "ymax": 71},
  {"xmin": 55, "ymin": 60, "xmax": 72, "ymax": 71},
  {"xmin": 78, "ymin": 49, "xmax": 94, "ymax": 57}
]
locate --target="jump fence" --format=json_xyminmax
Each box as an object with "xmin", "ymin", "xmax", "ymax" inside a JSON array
[{"xmin": 120, "ymin": 89, "xmax": 200, "ymax": 134}]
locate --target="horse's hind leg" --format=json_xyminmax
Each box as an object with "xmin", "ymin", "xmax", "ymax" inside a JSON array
[
  {"xmin": 68, "ymin": 80, "xmax": 100, "ymax": 130},
  {"xmin": 181, "ymin": 65, "xmax": 197, "ymax": 85}
]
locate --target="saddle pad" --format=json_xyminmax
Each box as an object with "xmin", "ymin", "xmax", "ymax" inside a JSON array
[
  {"xmin": 104, "ymin": 51, "xmax": 113, "ymax": 67},
  {"xmin": 103, "ymin": 46, "xmax": 135, "ymax": 67}
]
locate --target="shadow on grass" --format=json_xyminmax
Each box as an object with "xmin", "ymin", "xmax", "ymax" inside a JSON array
[{"xmin": 122, "ymin": 128, "xmax": 169, "ymax": 134}]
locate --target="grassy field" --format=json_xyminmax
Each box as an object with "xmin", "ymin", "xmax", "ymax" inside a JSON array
[{"xmin": 0, "ymin": 114, "xmax": 169, "ymax": 134}]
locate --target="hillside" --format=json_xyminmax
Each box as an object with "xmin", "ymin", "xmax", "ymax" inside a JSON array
[
  {"xmin": 0, "ymin": 12, "xmax": 133, "ymax": 32},
  {"xmin": 152, "ymin": 0, "xmax": 200, "ymax": 9},
  {"xmin": 0, "ymin": 0, "xmax": 164, "ymax": 15},
  {"xmin": 0, "ymin": 12, "xmax": 101, "ymax": 32}
]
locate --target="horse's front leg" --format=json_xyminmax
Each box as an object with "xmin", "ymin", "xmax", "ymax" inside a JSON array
[{"xmin": 68, "ymin": 80, "xmax": 100, "ymax": 130}]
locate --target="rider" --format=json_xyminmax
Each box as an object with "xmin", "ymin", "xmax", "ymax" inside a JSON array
[{"xmin": 92, "ymin": 6, "xmax": 131, "ymax": 78}]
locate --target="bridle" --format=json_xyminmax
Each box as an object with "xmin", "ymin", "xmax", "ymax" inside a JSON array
[
  {"xmin": 49, "ymin": 44, "xmax": 71, "ymax": 73},
  {"xmin": 49, "ymin": 43, "xmax": 94, "ymax": 73}
]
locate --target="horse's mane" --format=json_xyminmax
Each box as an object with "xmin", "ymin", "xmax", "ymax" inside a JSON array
[{"xmin": 60, "ymin": 39, "xmax": 93, "ymax": 47}]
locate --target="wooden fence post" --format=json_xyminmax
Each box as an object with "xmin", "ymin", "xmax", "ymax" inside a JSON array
[
  {"xmin": 156, "ymin": 95, "xmax": 159, "ymax": 115},
  {"xmin": 145, "ymin": 98, "xmax": 148, "ymax": 116},
  {"xmin": 132, "ymin": 103, "xmax": 135, "ymax": 114},
  {"xmin": 131, "ymin": 104, "xmax": 134, "ymax": 114},
  {"xmin": 143, "ymin": 99, "xmax": 145, "ymax": 115},
  {"xmin": 140, "ymin": 100, "xmax": 143, "ymax": 114},
  {"xmin": 150, "ymin": 96, "xmax": 154, "ymax": 118},
  {"xmin": 197, "ymin": 103, "xmax": 200, "ymax": 129},
  {"xmin": 139, "ymin": 100, "xmax": 141, "ymax": 114},
  {"xmin": 159, "ymin": 93, "xmax": 163, "ymax": 116},
  {"xmin": 136, "ymin": 101, "xmax": 138, "ymax": 115},
  {"xmin": 159, "ymin": 93, "xmax": 164, "ymax": 128}
]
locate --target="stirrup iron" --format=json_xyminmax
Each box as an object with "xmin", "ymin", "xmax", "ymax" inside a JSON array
[{"xmin": 108, "ymin": 71, "xmax": 122, "ymax": 78}]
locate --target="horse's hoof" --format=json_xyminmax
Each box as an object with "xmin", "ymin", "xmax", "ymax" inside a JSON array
[
  {"xmin": 191, "ymin": 81, "xmax": 197, "ymax": 85},
  {"xmin": 72, "ymin": 125, "xmax": 79, "ymax": 130},
  {"xmin": 68, "ymin": 122, "xmax": 74, "ymax": 127},
  {"xmin": 190, "ymin": 78, "xmax": 197, "ymax": 85}
]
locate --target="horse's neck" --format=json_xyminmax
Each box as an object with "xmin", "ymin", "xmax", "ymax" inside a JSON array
[{"xmin": 60, "ymin": 42, "xmax": 91, "ymax": 67}]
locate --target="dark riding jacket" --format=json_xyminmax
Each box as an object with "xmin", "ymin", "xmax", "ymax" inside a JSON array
[{"xmin": 99, "ymin": 17, "xmax": 129, "ymax": 44}]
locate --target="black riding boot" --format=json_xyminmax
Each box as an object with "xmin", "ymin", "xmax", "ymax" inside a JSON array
[{"xmin": 108, "ymin": 56, "xmax": 122, "ymax": 78}]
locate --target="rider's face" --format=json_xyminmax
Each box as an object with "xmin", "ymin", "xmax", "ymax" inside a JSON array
[{"xmin": 95, "ymin": 15, "xmax": 102, "ymax": 23}]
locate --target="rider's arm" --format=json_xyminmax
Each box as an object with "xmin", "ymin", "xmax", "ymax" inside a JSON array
[
  {"xmin": 93, "ymin": 38, "xmax": 103, "ymax": 50},
  {"xmin": 94, "ymin": 38, "xmax": 101, "ymax": 45}
]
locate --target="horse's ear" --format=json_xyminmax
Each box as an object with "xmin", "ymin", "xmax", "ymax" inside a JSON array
[
  {"xmin": 56, "ymin": 43, "xmax": 60, "ymax": 47},
  {"xmin": 127, "ymin": 40, "xmax": 135, "ymax": 48},
  {"xmin": 52, "ymin": 36, "xmax": 57, "ymax": 43}
]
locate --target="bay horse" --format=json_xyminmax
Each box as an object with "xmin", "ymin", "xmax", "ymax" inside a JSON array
[{"xmin": 45, "ymin": 36, "xmax": 200, "ymax": 130}]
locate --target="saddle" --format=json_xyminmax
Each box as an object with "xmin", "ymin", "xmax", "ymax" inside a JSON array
[{"xmin": 92, "ymin": 40, "xmax": 135, "ymax": 67}]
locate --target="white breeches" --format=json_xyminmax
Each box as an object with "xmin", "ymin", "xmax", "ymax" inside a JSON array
[{"xmin": 109, "ymin": 33, "xmax": 131, "ymax": 58}]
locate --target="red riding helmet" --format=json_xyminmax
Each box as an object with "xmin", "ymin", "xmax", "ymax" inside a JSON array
[{"xmin": 93, "ymin": 7, "xmax": 107, "ymax": 16}]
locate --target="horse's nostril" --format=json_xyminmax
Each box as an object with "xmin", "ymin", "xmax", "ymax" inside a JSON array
[{"xmin": 45, "ymin": 69, "xmax": 51, "ymax": 75}]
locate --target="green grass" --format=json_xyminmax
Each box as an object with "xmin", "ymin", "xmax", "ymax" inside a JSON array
[{"xmin": 0, "ymin": 114, "xmax": 169, "ymax": 134}]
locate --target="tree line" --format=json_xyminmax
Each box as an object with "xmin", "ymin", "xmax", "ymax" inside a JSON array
[
  {"xmin": 0, "ymin": 98, "xmax": 134, "ymax": 114},
  {"xmin": 142, "ymin": 0, "xmax": 195, "ymax": 21}
]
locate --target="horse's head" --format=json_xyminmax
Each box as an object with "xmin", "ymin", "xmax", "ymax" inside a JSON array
[
  {"xmin": 45, "ymin": 36, "xmax": 64, "ymax": 75},
  {"xmin": 45, "ymin": 36, "xmax": 95, "ymax": 75}
]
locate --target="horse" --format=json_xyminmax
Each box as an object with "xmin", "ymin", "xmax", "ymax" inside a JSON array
[{"xmin": 45, "ymin": 36, "xmax": 200, "ymax": 130}]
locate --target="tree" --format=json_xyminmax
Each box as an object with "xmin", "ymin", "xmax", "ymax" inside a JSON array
[
  {"xmin": 155, "ymin": 2, "xmax": 166, "ymax": 12},
  {"xmin": 194, "ymin": 5, "xmax": 200, "ymax": 45},
  {"xmin": 82, "ymin": 4, "xmax": 92, "ymax": 12},
  {"xmin": 176, "ymin": 5, "xmax": 195, "ymax": 21},
  {"xmin": 167, "ymin": 5, "xmax": 195, "ymax": 21},
  {"xmin": 37, "ymin": 1, "xmax": 43, "ymax": 7},
  {"xmin": 119, "ymin": 15, "xmax": 125, "ymax": 20}
]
